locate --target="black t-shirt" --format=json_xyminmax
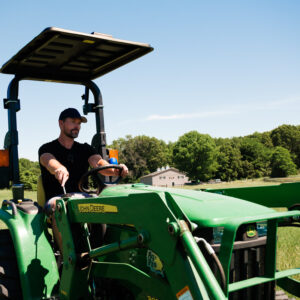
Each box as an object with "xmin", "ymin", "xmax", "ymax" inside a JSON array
[{"xmin": 39, "ymin": 139, "xmax": 97, "ymax": 200}]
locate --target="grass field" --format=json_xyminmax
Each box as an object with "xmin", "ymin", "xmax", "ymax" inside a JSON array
[
  {"xmin": 0, "ymin": 189, "xmax": 37, "ymax": 201},
  {"xmin": 181, "ymin": 174, "xmax": 300, "ymax": 190},
  {"xmin": 0, "ymin": 186, "xmax": 298, "ymax": 298}
]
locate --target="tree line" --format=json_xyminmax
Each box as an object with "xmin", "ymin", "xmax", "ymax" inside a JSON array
[
  {"xmin": 111, "ymin": 124, "xmax": 300, "ymax": 182},
  {"xmin": 19, "ymin": 124, "xmax": 299, "ymax": 190}
]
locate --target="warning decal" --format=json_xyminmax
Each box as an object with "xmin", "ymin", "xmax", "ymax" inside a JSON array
[{"xmin": 176, "ymin": 286, "xmax": 193, "ymax": 300}]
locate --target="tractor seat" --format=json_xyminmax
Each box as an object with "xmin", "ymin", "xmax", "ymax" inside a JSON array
[{"xmin": 37, "ymin": 175, "xmax": 46, "ymax": 208}]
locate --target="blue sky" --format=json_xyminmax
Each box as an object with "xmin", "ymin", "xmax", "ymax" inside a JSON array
[{"xmin": 1, "ymin": 1, "xmax": 300, "ymax": 161}]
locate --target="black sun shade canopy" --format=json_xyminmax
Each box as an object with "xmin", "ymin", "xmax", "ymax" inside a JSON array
[{"xmin": 0, "ymin": 27, "xmax": 153, "ymax": 83}]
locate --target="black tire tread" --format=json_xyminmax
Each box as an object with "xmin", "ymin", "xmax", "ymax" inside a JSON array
[
  {"xmin": 0, "ymin": 230, "xmax": 22, "ymax": 299},
  {"xmin": 0, "ymin": 263, "xmax": 19, "ymax": 279}
]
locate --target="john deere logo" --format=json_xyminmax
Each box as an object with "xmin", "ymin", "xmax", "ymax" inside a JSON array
[
  {"xmin": 246, "ymin": 225, "xmax": 257, "ymax": 238},
  {"xmin": 78, "ymin": 203, "xmax": 118, "ymax": 213},
  {"xmin": 147, "ymin": 250, "xmax": 164, "ymax": 277}
]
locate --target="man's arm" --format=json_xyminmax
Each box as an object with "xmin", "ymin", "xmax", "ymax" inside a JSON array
[
  {"xmin": 88, "ymin": 154, "xmax": 128, "ymax": 177},
  {"xmin": 40, "ymin": 153, "xmax": 69, "ymax": 186}
]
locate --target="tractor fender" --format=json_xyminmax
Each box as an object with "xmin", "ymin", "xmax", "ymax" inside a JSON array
[{"xmin": 0, "ymin": 201, "xmax": 59, "ymax": 300}]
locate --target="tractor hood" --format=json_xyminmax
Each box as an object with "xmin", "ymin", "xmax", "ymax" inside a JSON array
[{"xmin": 100, "ymin": 184, "xmax": 275, "ymax": 227}]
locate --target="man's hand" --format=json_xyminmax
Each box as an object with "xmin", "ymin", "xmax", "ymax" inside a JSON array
[
  {"xmin": 89, "ymin": 155, "xmax": 129, "ymax": 178},
  {"xmin": 40, "ymin": 153, "xmax": 70, "ymax": 187},
  {"xmin": 54, "ymin": 166, "xmax": 69, "ymax": 187},
  {"xmin": 117, "ymin": 164, "xmax": 129, "ymax": 177}
]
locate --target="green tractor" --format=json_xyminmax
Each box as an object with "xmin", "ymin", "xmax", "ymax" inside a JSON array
[{"xmin": 0, "ymin": 27, "xmax": 299, "ymax": 300}]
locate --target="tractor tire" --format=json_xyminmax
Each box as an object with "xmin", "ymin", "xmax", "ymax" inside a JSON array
[{"xmin": 0, "ymin": 230, "xmax": 22, "ymax": 299}]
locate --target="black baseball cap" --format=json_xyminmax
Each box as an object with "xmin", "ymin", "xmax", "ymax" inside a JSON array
[{"xmin": 59, "ymin": 108, "xmax": 87, "ymax": 123}]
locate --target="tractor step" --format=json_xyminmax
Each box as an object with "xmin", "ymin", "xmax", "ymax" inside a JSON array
[{"xmin": 275, "ymin": 290, "xmax": 296, "ymax": 300}]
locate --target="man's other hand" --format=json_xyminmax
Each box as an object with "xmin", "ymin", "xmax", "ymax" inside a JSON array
[{"xmin": 118, "ymin": 164, "xmax": 129, "ymax": 177}]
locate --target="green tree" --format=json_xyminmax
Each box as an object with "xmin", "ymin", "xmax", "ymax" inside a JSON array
[
  {"xmin": 166, "ymin": 141, "xmax": 175, "ymax": 166},
  {"xmin": 19, "ymin": 158, "xmax": 41, "ymax": 190},
  {"xmin": 270, "ymin": 146, "xmax": 297, "ymax": 178},
  {"xmin": 110, "ymin": 135, "xmax": 169, "ymax": 182},
  {"xmin": 239, "ymin": 137, "xmax": 272, "ymax": 178},
  {"xmin": 172, "ymin": 131, "xmax": 219, "ymax": 181},
  {"xmin": 270, "ymin": 124, "xmax": 300, "ymax": 167},
  {"xmin": 215, "ymin": 140, "xmax": 243, "ymax": 181},
  {"xmin": 248, "ymin": 131, "xmax": 273, "ymax": 148}
]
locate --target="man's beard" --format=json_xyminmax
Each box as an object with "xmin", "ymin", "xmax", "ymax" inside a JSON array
[{"xmin": 65, "ymin": 129, "xmax": 79, "ymax": 138}]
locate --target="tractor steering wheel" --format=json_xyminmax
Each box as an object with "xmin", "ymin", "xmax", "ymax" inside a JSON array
[{"xmin": 78, "ymin": 164, "xmax": 124, "ymax": 195}]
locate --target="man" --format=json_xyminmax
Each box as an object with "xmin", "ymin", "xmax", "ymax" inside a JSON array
[{"xmin": 39, "ymin": 107, "xmax": 128, "ymax": 252}]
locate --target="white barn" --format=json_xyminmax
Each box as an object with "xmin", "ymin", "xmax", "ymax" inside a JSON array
[{"xmin": 140, "ymin": 167, "xmax": 190, "ymax": 187}]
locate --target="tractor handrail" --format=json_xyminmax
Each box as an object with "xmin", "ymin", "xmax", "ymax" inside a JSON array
[
  {"xmin": 229, "ymin": 269, "xmax": 300, "ymax": 295},
  {"xmin": 2, "ymin": 200, "xmax": 17, "ymax": 216}
]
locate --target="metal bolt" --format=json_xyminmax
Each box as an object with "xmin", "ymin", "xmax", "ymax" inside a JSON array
[
  {"xmin": 168, "ymin": 222, "xmax": 179, "ymax": 236},
  {"xmin": 137, "ymin": 231, "xmax": 149, "ymax": 244},
  {"xmin": 137, "ymin": 233, "xmax": 144, "ymax": 244}
]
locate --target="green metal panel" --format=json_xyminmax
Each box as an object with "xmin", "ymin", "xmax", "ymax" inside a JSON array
[
  {"xmin": 99, "ymin": 184, "xmax": 276, "ymax": 224},
  {"xmin": 92, "ymin": 261, "xmax": 174, "ymax": 300},
  {"xmin": 0, "ymin": 203, "xmax": 59, "ymax": 300},
  {"xmin": 205, "ymin": 182, "xmax": 300, "ymax": 208}
]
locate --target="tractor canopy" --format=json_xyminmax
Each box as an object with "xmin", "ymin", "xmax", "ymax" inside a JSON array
[{"xmin": 0, "ymin": 27, "xmax": 153, "ymax": 83}]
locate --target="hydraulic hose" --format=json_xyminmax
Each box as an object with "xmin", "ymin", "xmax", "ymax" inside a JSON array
[
  {"xmin": 180, "ymin": 225, "xmax": 226, "ymax": 300},
  {"xmin": 194, "ymin": 236, "xmax": 226, "ymax": 292}
]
